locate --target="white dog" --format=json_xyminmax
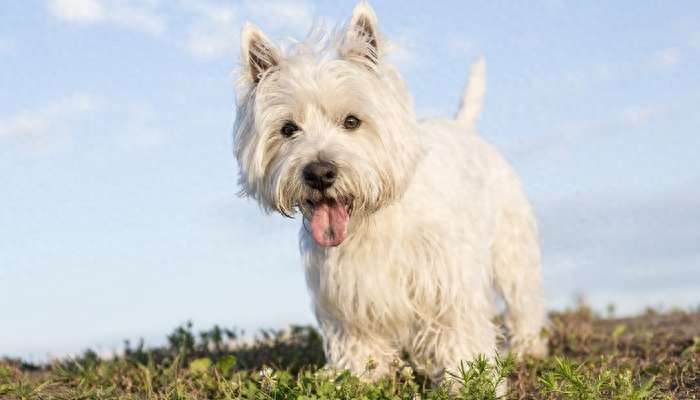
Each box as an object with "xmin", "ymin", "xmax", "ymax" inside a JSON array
[{"xmin": 233, "ymin": 1, "xmax": 548, "ymax": 382}]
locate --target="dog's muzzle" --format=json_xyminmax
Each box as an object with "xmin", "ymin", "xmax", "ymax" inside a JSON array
[
  {"xmin": 301, "ymin": 161, "xmax": 353, "ymax": 247},
  {"xmin": 303, "ymin": 160, "xmax": 337, "ymax": 191}
]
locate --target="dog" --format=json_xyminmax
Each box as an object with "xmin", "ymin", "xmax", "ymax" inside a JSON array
[{"xmin": 232, "ymin": 0, "xmax": 548, "ymax": 383}]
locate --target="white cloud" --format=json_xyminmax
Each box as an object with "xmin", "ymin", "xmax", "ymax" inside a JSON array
[
  {"xmin": 616, "ymin": 105, "xmax": 665, "ymax": 128},
  {"xmin": 0, "ymin": 94, "xmax": 95, "ymax": 140},
  {"xmin": 113, "ymin": 104, "xmax": 162, "ymax": 152},
  {"xmin": 244, "ymin": 0, "xmax": 313, "ymax": 35},
  {"xmin": 109, "ymin": 3, "xmax": 167, "ymax": 36},
  {"xmin": 383, "ymin": 34, "xmax": 420, "ymax": 68},
  {"xmin": 180, "ymin": 0, "xmax": 314, "ymax": 61},
  {"xmin": 46, "ymin": 0, "xmax": 316, "ymax": 60},
  {"xmin": 0, "ymin": 94, "xmax": 96, "ymax": 151},
  {"xmin": 48, "ymin": 0, "xmax": 104, "ymax": 23},
  {"xmin": 650, "ymin": 48, "xmax": 682, "ymax": 68},
  {"xmin": 180, "ymin": 0, "xmax": 240, "ymax": 60},
  {"xmin": 48, "ymin": 0, "xmax": 166, "ymax": 36}
]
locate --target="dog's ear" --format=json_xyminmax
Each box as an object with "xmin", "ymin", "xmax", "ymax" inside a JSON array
[
  {"xmin": 241, "ymin": 22, "xmax": 281, "ymax": 84},
  {"xmin": 341, "ymin": 1, "xmax": 381, "ymax": 64}
]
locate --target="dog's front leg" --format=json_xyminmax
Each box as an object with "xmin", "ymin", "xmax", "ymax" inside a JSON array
[{"xmin": 319, "ymin": 318, "xmax": 399, "ymax": 380}]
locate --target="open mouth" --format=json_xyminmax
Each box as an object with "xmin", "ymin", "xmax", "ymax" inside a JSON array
[{"xmin": 305, "ymin": 197, "xmax": 353, "ymax": 247}]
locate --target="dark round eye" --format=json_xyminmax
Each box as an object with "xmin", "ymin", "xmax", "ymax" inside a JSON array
[
  {"xmin": 281, "ymin": 121, "xmax": 299, "ymax": 137},
  {"xmin": 343, "ymin": 115, "xmax": 361, "ymax": 130}
]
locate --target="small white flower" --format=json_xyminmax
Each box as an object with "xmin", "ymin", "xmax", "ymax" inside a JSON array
[
  {"xmin": 259, "ymin": 367, "xmax": 277, "ymax": 392},
  {"xmin": 259, "ymin": 367, "xmax": 275, "ymax": 378}
]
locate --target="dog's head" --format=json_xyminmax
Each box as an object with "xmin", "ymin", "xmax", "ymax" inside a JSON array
[{"xmin": 233, "ymin": 1, "xmax": 420, "ymax": 247}]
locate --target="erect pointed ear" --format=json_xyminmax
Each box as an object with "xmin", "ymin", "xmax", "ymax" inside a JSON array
[
  {"xmin": 241, "ymin": 22, "xmax": 281, "ymax": 84},
  {"xmin": 341, "ymin": 1, "xmax": 381, "ymax": 64}
]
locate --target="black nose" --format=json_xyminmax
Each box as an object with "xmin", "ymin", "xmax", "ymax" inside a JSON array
[{"xmin": 303, "ymin": 160, "xmax": 337, "ymax": 190}]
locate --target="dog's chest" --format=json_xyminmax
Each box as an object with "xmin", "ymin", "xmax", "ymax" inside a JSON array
[{"xmin": 302, "ymin": 216, "xmax": 484, "ymax": 329}]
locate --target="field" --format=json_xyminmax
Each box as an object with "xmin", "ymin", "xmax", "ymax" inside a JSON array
[{"xmin": 1, "ymin": 307, "xmax": 698, "ymax": 399}]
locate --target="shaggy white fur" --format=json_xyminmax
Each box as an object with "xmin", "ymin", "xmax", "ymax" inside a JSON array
[{"xmin": 233, "ymin": 0, "xmax": 548, "ymax": 383}]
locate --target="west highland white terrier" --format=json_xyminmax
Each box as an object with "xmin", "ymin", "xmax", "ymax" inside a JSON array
[{"xmin": 233, "ymin": 1, "xmax": 548, "ymax": 383}]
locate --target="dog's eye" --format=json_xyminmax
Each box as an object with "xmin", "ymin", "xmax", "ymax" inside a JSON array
[
  {"xmin": 281, "ymin": 122, "xmax": 300, "ymax": 137},
  {"xmin": 343, "ymin": 115, "xmax": 361, "ymax": 130}
]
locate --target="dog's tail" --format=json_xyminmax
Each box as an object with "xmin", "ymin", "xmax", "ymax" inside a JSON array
[{"xmin": 455, "ymin": 56, "xmax": 486, "ymax": 129}]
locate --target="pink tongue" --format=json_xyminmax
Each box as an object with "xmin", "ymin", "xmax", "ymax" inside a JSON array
[{"xmin": 309, "ymin": 200, "xmax": 349, "ymax": 247}]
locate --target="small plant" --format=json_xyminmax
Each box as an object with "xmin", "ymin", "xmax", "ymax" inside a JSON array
[
  {"xmin": 539, "ymin": 356, "xmax": 657, "ymax": 400},
  {"xmin": 443, "ymin": 353, "xmax": 514, "ymax": 399},
  {"xmin": 1, "ymin": 308, "xmax": 698, "ymax": 399},
  {"xmin": 167, "ymin": 321, "xmax": 196, "ymax": 366}
]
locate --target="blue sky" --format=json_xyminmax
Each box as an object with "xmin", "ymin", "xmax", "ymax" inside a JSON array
[{"xmin": 1, "ymin": 0, "xmax": 699, "ymax": 361}]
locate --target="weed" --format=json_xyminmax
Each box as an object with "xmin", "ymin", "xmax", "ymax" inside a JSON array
[{"xmin": 1, "ymin": 308, "xmax": 698, "ymax": 399}]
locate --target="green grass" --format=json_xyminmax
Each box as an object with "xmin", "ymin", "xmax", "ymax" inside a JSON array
[{"xmin": 1, "ymin": 308, "xmax": 698, "ymax": 399}]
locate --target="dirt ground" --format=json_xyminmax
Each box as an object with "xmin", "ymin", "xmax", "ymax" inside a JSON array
[{"xmin": 511, "ymin": 308, "xmax": 700, "ymax": 398}]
